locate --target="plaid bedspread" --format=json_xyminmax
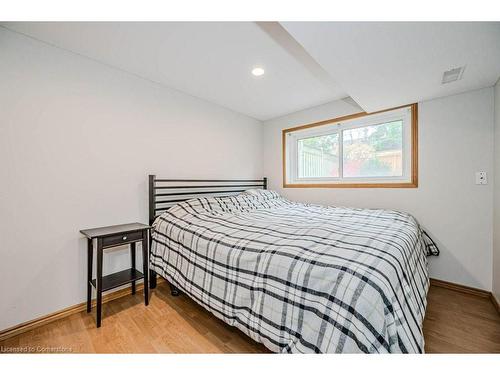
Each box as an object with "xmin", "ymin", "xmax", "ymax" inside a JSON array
[{"xmin": 150, "ymin": 190, "xmax": 438, "ymax": 353}]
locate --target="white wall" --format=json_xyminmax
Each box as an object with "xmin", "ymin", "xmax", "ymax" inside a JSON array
[
  {"xmin": 264, "ymin": 88, "xmax": 494, "ymax": 291},
  {"xmin": 0, "ymin": 28, "xmax": 263, "ymax": 331},
  {"xmin": 493, "ymin": 80, "xmax": 500, "ymax": 302}
]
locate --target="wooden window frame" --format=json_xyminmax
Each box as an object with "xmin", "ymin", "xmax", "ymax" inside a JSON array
[{"xmin": 282, "ymin": 103, "xmax": 418, "ymax": 188}]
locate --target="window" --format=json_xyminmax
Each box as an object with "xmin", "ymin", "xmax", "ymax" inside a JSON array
[{"xmin": 283, "ymin": 104, "xmax": 417, "ymax": 188}]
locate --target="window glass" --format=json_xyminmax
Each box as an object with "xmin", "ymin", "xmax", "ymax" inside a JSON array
[
  {"xmin": 342, "ymin": 120, "xmax": 403, "ymax": 178},
  {"xmin": 297, "ymin": 133, "xmax": 339, "ymax": 178}
]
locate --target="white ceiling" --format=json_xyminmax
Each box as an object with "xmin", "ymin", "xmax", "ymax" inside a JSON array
[
  {"xmin": 282, "ymin": 22, "xmax": 500, "ymax": 112},
  {"xmin": 2, "ymin": 22, "xmax": 500, "ymax": 118},
  {"xmin": 1, "ymin": 22, "xmax": 346, "ymax": 120}
]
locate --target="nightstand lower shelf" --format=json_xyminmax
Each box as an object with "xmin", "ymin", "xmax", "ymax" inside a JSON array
[{"xmin": 90, "ymin": 268, "xmax": 144, "ymax": 292}]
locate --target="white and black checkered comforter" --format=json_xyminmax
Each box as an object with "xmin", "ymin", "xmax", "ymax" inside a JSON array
[{"xmin": 150, "ymin": 190, "xmax": 438, "ymax": 353}]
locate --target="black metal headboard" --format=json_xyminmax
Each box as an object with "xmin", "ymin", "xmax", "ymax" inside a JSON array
[{"xmin": 148, "ymin": 175, "xmax": 267, "ymax": 225}]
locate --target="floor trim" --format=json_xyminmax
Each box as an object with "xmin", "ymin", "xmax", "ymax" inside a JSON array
[
  {"xmin": 430, "ymin": 278, "xmax": 499, "ymax": 316},
  {"xmin": 0, "ymin": 279, "xmax": 164, "ymax": 342},
  {"xmin": 429, "ymin": 278, "xmax": 491, "ymax": 298},
  {"xmin": 491, "ymin": 293, "xmax": 500, "ymax": 314}
]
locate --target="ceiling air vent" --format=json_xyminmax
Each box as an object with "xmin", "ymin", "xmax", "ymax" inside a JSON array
[{"xmin": 441, "ymin": 66, "xmax": 465, "ymax": 84}]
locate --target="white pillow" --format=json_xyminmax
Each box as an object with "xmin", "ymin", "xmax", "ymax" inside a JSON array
[{"xmin": 245, "ymin": 189, "xmax": 280, "ymax": 200}]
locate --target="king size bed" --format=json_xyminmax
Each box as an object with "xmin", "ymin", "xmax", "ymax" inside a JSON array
[{"xmin": 147, "ymin": 175, "xmax": 439, "ymax": 354}]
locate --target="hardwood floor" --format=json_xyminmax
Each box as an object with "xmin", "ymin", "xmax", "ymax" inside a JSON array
[{"xmin": 1, "ymin": 283, "xmax": 499, "ymax": 353}]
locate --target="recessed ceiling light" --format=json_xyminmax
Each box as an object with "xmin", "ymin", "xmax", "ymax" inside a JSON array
[{"xmin": 251, "ymin": 67, "xmax": 265, "ymax": 77}]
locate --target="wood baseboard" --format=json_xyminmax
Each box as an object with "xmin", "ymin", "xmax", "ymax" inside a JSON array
[
  {"xmin": 430, "ymin": 278, "xmax": 500, "ymax": 315},
  {"xmin": 0, "ymin": 279, "xmax": 165, "ymax": 342},
  {"xmin": 429, "ymin": 278, "xmax": 491, "ymax": 298},
  {"xmin": 491, "ymin": 293, "xmax": 500, "ymax": 314}
]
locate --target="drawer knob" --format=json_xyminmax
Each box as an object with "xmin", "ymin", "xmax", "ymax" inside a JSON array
[{"xmin": 122, "ymin": 236, "xmax": 127, "ymax": 240}]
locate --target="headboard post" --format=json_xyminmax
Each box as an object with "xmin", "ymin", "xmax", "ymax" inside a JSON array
[
  {"xmin": 263, "ymin": 177, "xmax": 268, "ymax": 190},
  {"xmin": 148, "ymin": 175, "xmax": 156, "ymax": 225}
]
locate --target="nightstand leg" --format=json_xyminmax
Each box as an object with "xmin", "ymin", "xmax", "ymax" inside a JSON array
[
  {"xmin": 96, "ymin": 238, "xmax": 103, "ymax": 328},
  {"xmin": 142, "ymin": 234, "xmax": 149, "ymax": 306},
  {"xmin": 150, "ymin": 270, "xmax": 157, "ymax": 289},
  {"xmin": 130, "ymin": 242, "xmax": 136, "ymax": 295},
  {"xmin": 87, "ymin": 238, "xmax": 93, "ymax": 313}
]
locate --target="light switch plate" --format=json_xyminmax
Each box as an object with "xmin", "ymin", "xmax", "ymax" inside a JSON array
[{"xmin": 475, "ymin": 172, "xmax": 488, "ymax": 185}]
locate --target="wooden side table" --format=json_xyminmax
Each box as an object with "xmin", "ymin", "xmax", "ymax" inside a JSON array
[{"xmin": 80, "ymin": 223, "xmax": 151, "ymax": 327}]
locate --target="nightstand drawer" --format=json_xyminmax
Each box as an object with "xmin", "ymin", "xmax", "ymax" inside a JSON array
[{"xmin": 102, "ymin": 230, "xmax": 143, "ymax": 247}]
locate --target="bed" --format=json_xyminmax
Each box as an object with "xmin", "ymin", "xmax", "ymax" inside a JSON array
[{"xmin": 147, "ymin": 175, "xmax": 439, "ymax": 353}]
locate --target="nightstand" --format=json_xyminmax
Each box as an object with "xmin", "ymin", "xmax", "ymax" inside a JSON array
[{"xmin": 80, "ymin": 223, "xmax": 151, "ymax": 327}]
